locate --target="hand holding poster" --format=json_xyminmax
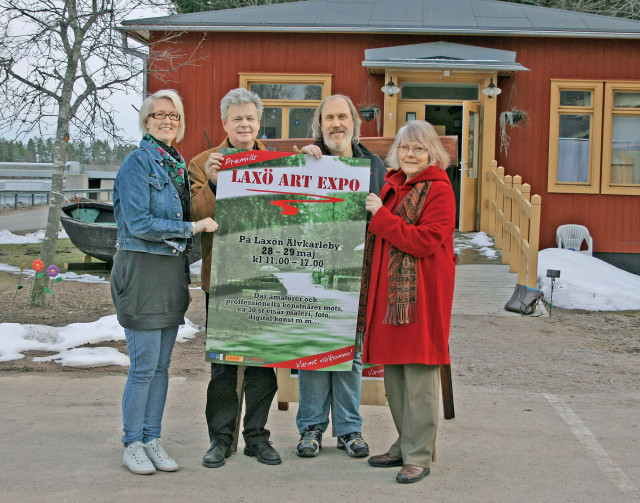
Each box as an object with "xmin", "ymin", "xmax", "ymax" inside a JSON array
[{"xmin": 206, "ymin": 150, "xmax": 370, "ymax": 371}]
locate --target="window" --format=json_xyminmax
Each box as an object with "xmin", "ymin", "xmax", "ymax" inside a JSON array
[
  {"xmin": 401, "ymin": 83, "xmax": 479, "ymax": 101},
  {"xmin": 549, "ymin": 80, "xmax": 640, "ymax": 195},
  {"xmin": 239, "ymin": 74, "xmax": 332, "ymax": 139},
  {"xmin": 602, "ymin": 82, "xmax": 640, "ymax": 195},
  {"xmin": 548, "ymin": 81, "xmax": 603, "ymax": 194}
]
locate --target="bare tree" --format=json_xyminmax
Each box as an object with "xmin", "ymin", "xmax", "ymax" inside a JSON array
[
  {"xmin": 172, "ymin": 0, "xmax": 300, "ymax": 13},
  {"xmin": 0, "ymin": 0, "xmax": 183, "ymax": 305},
  {"xmin": 506, "ymin": 0, "xmax": 640, "ymax": 20}
]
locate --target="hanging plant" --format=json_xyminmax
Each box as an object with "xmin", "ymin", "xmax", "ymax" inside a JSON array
[
  {"xmin": 358, "ymin": 77, "xmax": 382, "ymax": 135},
  {"xmin": 499, "ymin": 108, "xmax": 529, "ymax": 156},
  {"xmin": 358, "ymin": 106, "xmax": 379, "ymax": 122},
  {"xmin": 501, "ymin": 108, "xmax": 529, "ymax": 127}
]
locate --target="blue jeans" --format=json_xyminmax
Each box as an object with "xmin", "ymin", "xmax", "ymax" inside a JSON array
[
  {"xmin": 122, "ymin": 326, "xmax": 178, "ymax": 446},
  {"xmin": 296, "ymin": 352, "xmax": 363, "ymax": 437}
]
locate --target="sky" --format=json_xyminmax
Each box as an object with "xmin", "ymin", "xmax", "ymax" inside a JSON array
[{"xmin": 1, "ymin": 229, "xmax": 638, "ymax": 368}]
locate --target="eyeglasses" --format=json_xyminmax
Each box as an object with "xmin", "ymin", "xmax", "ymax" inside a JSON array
[
  {"xmin": 148, "ymin": 112, "xmax": 181, "ymax": 121},
  {"xmin": 398, "ymin": 145, "xmax": 428, "ymax": 155}
]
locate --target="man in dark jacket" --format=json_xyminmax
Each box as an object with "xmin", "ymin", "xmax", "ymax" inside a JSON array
[{"xmin": 293, "ymin": 94, "xmax": 387, "ymax": 458}]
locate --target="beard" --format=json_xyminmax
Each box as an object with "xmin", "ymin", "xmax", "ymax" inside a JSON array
[{"xmin": 323, "ymin": 127, "xmax": 354, "ymax": 153}]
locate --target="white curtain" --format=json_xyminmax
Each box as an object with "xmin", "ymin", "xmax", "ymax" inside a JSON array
[{"xmin": 558, "ymin": 138, "xmax": 590, "ymax": 183}]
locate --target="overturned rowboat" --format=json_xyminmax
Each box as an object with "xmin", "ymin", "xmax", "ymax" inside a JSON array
[{"xmin": 60, "ymin": 200, "xmax": 201, "ymax": 264}]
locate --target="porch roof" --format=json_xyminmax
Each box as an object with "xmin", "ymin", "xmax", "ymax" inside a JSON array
[
  {"xmin": 363, "ymin": 42, "xmax": 529, "ymax": 73},
  {"xmin": 121, "ymin": 0, "xmax": 640, "ymax": 43}
]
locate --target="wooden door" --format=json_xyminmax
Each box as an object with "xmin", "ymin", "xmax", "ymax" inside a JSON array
[{"xmin": 459, "ymin": 101, "xmax": 481, "ymax": 231}]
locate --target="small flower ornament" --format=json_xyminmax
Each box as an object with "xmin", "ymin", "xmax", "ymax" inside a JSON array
[
  {"xmin": 45, "ymin": 264, "xmax": 62, "ymax": 306},
  {"xmin": 27, "ymin": 258, "xmax": 47, "ymax": 303}
]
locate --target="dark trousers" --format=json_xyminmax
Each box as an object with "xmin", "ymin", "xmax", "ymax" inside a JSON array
[
  {"xmin": 205, "ymin": 363, "xmax": 277, "ymax": 446},
  {"xmin": 204, "ymin": 293, "xmax": 277, "ymax": 446}
]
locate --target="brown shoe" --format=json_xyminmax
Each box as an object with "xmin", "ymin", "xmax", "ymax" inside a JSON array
[
  {"xmin": 396, "ymin": 464, "xmax": 430, "ymax": 484},
  {"xmin": 368, "ymin": 452, "xmax": 403, "ymax": 467}
]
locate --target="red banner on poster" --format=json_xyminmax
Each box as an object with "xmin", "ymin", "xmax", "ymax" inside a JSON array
[
  {"xmin": 221, "ymin": 150, "xmax": 294, "ymax": 170},
  {"xmin": 263, "ymin": 345, "xmax": 355, "ymax": 370}
]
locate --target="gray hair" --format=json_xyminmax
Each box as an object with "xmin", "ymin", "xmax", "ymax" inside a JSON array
[
  {"xmin": 311, "ymin": 95, "xmax": 362, "ymax": 145},
  {"xmin": 139, "ymin": 89, "xmax": 186, "ymax": 143},
  {"xmin": 386, "ymin": 120, "xmax": 450, "ymax": 171},
  {"xmin": 220, "ymin": 88, "xmax": 264, "ymax": 122}
]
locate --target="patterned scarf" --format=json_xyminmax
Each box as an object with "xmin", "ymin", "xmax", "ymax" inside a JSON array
[
  {"xmin": 357, "ymin": 180, "xmax": 432, "ymax": 339},
  {"xmin": 144, "ymin": 134, "xmax": 186, "ymax": 185}
]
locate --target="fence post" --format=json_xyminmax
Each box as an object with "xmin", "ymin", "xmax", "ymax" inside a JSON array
[
  {"xmin": 517, "ymin": 184, "xmax": 531, "ymax": 286},
  {"xmin": 488, "ymin": 160, "xmax": 498, "ymax": 238},
  {"xmin": 501, "ymin": 175, "xmax": 513, "ymax": 265},
  {"xmin": 509, "ymin": 175, "xmax": 522, "ymax": 273},
  {"xmin": 527, "ymin": 194, "xmax": 542, "ymax": 289},
  {"xmin": 495, "ymin": 167, "xmax": 505, "ymax": 249}
]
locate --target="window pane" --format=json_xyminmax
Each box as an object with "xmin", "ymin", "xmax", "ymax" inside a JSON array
[
  {"xmin": 467, "ymin": 110, "xmax": 479, "ymax": 178},
  {"xmin": 613, "ymin": 92, "xmax": 640, "ymax": 108},
  {"xmin": 610, "ymin": 115, "xmax": 640, "ymax": 185},
  {"xmin": 258, "ymin": 107, "xmax": 282, "ymax": 139},
  {"xmin": 557, "ymin": 114, "xmax": 591, "ymax": 183},
  {"xmin": 560, "ymin": 90, "xmax": 592, "ymax": 107},
  {"xmin": 401, "ymin": 83, "xmax": 478, "ymax": 100},
  {"xmin": 288, "ymin": 108, "xmax": 314, "ymax": 138},
  {"xmin": 250, "ymin": 84, "xmax": 322, "ymax": 101}
]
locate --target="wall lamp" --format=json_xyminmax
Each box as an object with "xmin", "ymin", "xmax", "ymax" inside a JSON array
[
  {"xmin": 381, "ymin": 78, "xmax": 400, "ymax": 97},
  {"xmin": 482, "ymin": 78, "xmax": 502, "ymax": 99}
]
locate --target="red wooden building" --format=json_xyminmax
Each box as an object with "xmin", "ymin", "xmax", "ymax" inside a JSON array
[{"xmin": 121, "ymin": 0, "xmax": 640, "ymax": 272}]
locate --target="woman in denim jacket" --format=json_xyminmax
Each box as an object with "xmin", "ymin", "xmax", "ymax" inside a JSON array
[{"xmin": 111, "ymin": 89, "xmax": 217, "ymax": 475}]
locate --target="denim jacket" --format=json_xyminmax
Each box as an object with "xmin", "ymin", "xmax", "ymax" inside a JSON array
[{"xmin": 114, "ymin": 139, "xmax": 193, "ymax": 256}]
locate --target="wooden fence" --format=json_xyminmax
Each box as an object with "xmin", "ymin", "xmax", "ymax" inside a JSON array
[{"xmin": 487, "ymin": 160, "xmax": 542, "ymax": 289}]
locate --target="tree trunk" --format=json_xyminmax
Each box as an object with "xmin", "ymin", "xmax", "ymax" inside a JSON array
[{"xmin": 30, "ymin": 121, "xmax": 70, "ymax": 306}]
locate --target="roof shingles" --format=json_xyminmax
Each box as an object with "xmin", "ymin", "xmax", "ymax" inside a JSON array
[{"xmin": 120, "ymin": 0, "xmax": 640, "ymax": 38}]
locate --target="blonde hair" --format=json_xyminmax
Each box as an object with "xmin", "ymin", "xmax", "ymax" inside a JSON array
[
  {"xmin": 386, "ymin": 120, "xmax": 449, "ymax": 171},
  {"xmin": 139, "ymin": 89, "xmax": 186, "ymax": 143}
]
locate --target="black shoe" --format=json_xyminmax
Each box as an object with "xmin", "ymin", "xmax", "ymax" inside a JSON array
[
  {"xmin": 297, "ymin": 425, "xmax": 323, "ymax": 457},
  {"xmin": 337, "ymin": 432, "xmax": 369, "ymax": 457},
  {"xmin": 202, "ymin": 438, "xmax": 231, "ymax": 468},
  {"xmin": 244, "ymin": 441, "xmax": 282, "ymax": 465}
]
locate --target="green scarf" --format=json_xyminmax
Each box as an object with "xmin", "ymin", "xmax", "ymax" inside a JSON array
[{"xmin": 144, "ymin": 134, "xmax": 186, "ymax": 185}]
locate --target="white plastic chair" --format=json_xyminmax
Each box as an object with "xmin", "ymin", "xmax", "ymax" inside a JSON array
[{"xmin": 556, "ymin": 224, "xmax": 593, "ymax": 255}]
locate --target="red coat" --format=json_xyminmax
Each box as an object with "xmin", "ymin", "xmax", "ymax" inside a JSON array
[{"xmin": 362, "ymin": 165, "xmax": 456, "ymax": 365}]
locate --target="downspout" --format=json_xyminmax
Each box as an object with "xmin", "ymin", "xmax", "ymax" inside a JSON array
[{"xmin": 121, "ymin": 32, "xmax": 148, "ymax": 97}]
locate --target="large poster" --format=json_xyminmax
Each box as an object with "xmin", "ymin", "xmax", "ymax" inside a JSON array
[{"xmin": 206, "ymin": 150, "xmax": 370, "ymax": 371}]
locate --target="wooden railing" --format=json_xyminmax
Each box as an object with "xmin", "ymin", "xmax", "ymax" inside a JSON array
[{"xmin": 487, "ymin": 160, "xmax": 542, "ymax": 289}]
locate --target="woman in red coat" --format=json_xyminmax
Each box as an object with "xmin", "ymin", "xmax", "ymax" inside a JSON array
[{"xmin": 361, "ymin": 120, "xmax": 456, "ymax": 484}]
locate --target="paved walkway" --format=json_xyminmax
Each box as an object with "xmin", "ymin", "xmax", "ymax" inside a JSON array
[
  {"xmin": 453, "ymin": 232, "xmax": 547, "ymax": 317},
  {"xmin": 1, "ymin": 374, "xmax": 637, "ymax": 502},
  {"xmin": 0, "ymin": 205, "xmax": 49, "ymax": 233},
  {"xmin": 453, "ymin": 264, "xmax": 547, "ymax": 317}
]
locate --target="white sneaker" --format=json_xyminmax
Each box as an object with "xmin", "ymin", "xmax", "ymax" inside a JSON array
[
  {"xmin": 143, "ymin": 438, "xmax": 179, "ymax": 472},
  {"xmin": 123, "ymin": 441, "xmax": 156, "ymax": 475}
]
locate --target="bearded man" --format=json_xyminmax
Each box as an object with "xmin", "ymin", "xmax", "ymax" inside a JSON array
[{"xmin": 292, "ymin": 94, "xmax": 387, "ymax": 458}]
